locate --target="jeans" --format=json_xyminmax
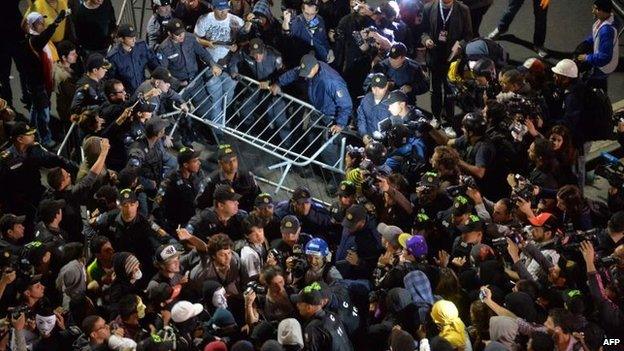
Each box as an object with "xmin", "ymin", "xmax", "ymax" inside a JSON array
[
  {"xmin": 497, "ymin": 0, "xmax": 549, "ymax": 46},
  {"xmin": 205, "ymin": 74, "xmax": 237, "ymax": 123},
  {"xmin": 30, "ymin": 106, "xmax": 52, "ymax": 145}
]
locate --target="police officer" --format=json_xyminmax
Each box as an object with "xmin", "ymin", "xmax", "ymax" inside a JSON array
[
  {"xmin": 291, "ymin": 282, "xmax": 354, "ymax": 351},
  {"xmin": 197, "ymin": 144, "xmax": 261, "ymax": 212},
  {"xmin": 71, "ymin": 54, "xmax": 111, "ymax": 114},
  {"xmin": 107, "ymin": 23, "xmax": 161, "ymax": 94},
  {"xmin": 91, "ymin": 189, "xmax": 178, "ymax": 278},
  {"xmin": 270, "ymin": 215, "xmax": 313, "ymax": 266},
  {"xmin": 146, "ymin": 0, "xmax": 174, "ymax": 50},
  {"xmin": 133, "ymin": 67, "xmax": 189, "ymax": 116},
  {"xmin": 274, "ymin": 187, "xmax": 333, "ymax": 238},
  {"xmin": 275, "ymin": 54, "xmax": 352, "ymax": 167},
  {"xmin": 0, "ymin": 123, "xmax": 78, "ymax": 220},
  {"xmin": 127, "ymin": 117, "xmax": 178, "ymax": 197},
  {"xmin": 372, "ymin": 42, "xmax": 429, "ymax": 105},
  {"xmin": 229, "ymin": 38, "xmax": 293, "ymax": 145},
  {"xmin": 356, "ymin": 73, "xmax": 391, "ymax": 143},
  {"xmin": 251, "ymin": 193, "xmax": 281, "ymax": 242},
  {"xmin": 329, "ymin": 180, "xmax": 358, "ymax": 224},
  {"xmin": 158, "ymin": 18, "xmax": 216, "ymax": 88},
  {"xmin": 182, "ymin": 184, "xmax": 248, "ymax": 241},
  {"xmin": 160, "ymin": 147, "xmax": 208, "ymax": 231}
]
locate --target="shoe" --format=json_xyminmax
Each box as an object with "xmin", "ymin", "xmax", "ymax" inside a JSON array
[
  {"xmin": 534, "ymin": 46, "xmax": 548, "ymax": 58},
  {"xmin": 487, "ymin": 27, "xmax": 503, "ymax": 40}
]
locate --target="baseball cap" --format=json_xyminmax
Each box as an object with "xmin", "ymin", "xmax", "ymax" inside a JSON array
[
  {"xmin": 151, "ymin": 67, "xmax": 173, "ymax": 83},
  {"xmin": 177, "ymin": 147, "xmax": 200, "ymax": 165},
  {"xmin": 166, "ymin": 18, "xmax": 185, "ymax": 35},
  {"xmin": 249, "ymin": 38, "xmax": 265, "ymax": 55},
  {"xmin": 0, "ymin": 214, "xmax": 26, "ymax": 234},
  {"xmin": 212, "ymin": 0, "xmax": 231, "ymax": 10},
  {"xmin": 217, "ymin": 144, "xmax": 237, "ymax": 161},
  {"xmin": 86, "ymin": 53, "xmax": 112, "ymax": 71},
  {"xmin": 412, "ymin": 212, "xmax": 433, "ymax": 230},
  {"xmin": 370, "ymin": 73, "xmax": 388, "ymax": 88},
  {"xmin": 145, "ymin": 117, "xmax": 169, "ymax": 137},
  {"xmin": 117, "ymin": 23, "xmax": 136, "ymax": 37},
  {"xmin": 386, "ymin": 90, "xmax": 408, "ymax": 105},
  {"xmin": 298, "ymin": 54, "xmax": 318, "ymax": 77},
  {"xmin": 291, "ymin": 187, "xmax": 311, "ymax": 204},
  {"xmin": 419, "ymin": 171, "xmax": 440, "ymax": 188},
  {"xmin": 377, "ymin": 222, "xmax": 402, "ymax": 247},
  {"xmin": 254, "ymin": 193, "xmax": 273, "ymax": 208},
  {"xmin": 389, "ymin": 42, "xmax": 407, "ymax": 59},
  {"xmin": 171, "ymin": 300, "xmax": 204, "ymax": 323},
  {"xmin": 398, "ymin": 233, "xmax": 428, "ymax": 257},
  {"xmin": 213, "ymin": 184, "xmax": 242, "ymax": 203},
  {"xmin": 10, "ymin": 122, "xmax": 36, "ymax": 138},
  {"xmin": 156, "ymin": 244, "xmax": 180, "ymax": 263},
  {"xmin": 207, "ymin": 307, "xmax": 237, "ymax": 329},
  {"xmin": 451, "ymin": 195, "xmax": 473, "ymax": 216},
  {"xmin": 457, "ymin": 214, "xmax": 484, "ymax": 234},
  {"xmin": 16, "ymin": 274, "xmax": 43, "ymax": 293},
  {"xmin": 118, "ymin": 188, "xmax": 138, "ymax": 204},
  {"xmin": 342, "ymin": 204, "xmax": 367, "ymax": 230},
  {"xmin": 26, "ymin": 12, "xmax": 45, "ymax": 28},
  {"xmin": 290, "ymin": 282, "xmax": 326, "ymax": 305},
  {"xmin": 336, "ymin": 180, "xmax": 356, "ymax": 197},
  {"xmin": 280, "ymin": 215, "xmax": 300, "ymax": 233},
  {"xmin": 528, "ymin": 212, "xmax": 560, "ymax": 231}
]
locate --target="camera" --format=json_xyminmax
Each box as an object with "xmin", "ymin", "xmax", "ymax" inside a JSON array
[
  {"xmin": 596, "ymin": 255, "xmax": 621, "ymax": 267},
  {"xmin": 9, "ymin": 305, "xmax": 31, "ymax": 320},
  {"xmin": 509, "ymin": 174, "xmax": 534, "ymax": 204},
  {"xmin": 492, "ymin": 226, "xmax": 528, "ymax": 254},
  {"xmin": 352, "ymin": 26, "xmax": 378, "ymax": 47},
  {"xmin": 244, "ymin": 281, "xmax": 266, "ymax": 296},
  {"xmin": 558, "ymin": 224, "xmax": 599, "ymax": 250},
  {"xmin": 268, "ymin": 248, "xmax": 284, "ymax": 267},
  {"xmin": 446, "ymin": 175, "xmax": 477, "ymax": 198},
  {"xmin": 595, "ymin": 152, "xmax": 624, "ymax": 189},
  {"xmin": 290, "ymin": 245, "xmax": 309, "ymax": 279}
]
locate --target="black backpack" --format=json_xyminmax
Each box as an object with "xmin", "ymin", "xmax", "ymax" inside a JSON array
[{"xmin": 582, "ymin": 87, "xmax": 614, "ymax": 141}]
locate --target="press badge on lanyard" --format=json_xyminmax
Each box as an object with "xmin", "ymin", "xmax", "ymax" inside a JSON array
[{"xmin": 438, "ymin": 0, "xmax": 452, "ymax": 43}]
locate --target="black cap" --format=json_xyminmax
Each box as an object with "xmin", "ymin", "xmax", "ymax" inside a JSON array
[
  {"xmin": 336, "ymin": 180, "xmax": 356, "ymax": 197},
  {"xmin": 386, "ymin": 90, "xmax": 408, "ymax": 104},
  {"xmin": 451, "ymin": 195, "xmax": 473, "ymax": 216},
  {"xmin": 151, "ymin": 67, "xmax": 173, "ymax": 83},
  {"xmin": 290, "ymin": 282, "xmax": 326, "ymax": 305},
  {"xmin": 166, "ymin": 18, "xmax": 185, "ymax": 35},
  {"xmin": 117, "ymin": 23, "xmax": 137, "ymax": 37},
  {"xmin": 217, "ymin": 144, "xmax": 237, "ymax": 161},
  {"xmin": 298, "ymin": 54, "xmax": 318, "ymax": 77},
  {"xmin": 342, "ymin": 204, "xmax": 367, "ymax": 230},
  {"xmin": 16, "ymin": 274, "xmax": 43, "ymax": 293},
  {"xmin": 214, "ymin": 185, "xmax": 242, "ymax": 203},
  {"xmin": 254, "ymin": 193, "xmax": 273, "ymax": 208},
  {"xmin": 370, "ymin": 73, "xmax": 388, "ymax": 88},
  {"xmin": 0, "ymin": 214, "xmax": 26, "ymax": 234},
  {"xmin": 86, "ymin": 53, "xmax": 112, "ymax": 71},
  {"xmin": 291, "ymin": 187, "xmax": 311, "ymax": 204},
  {"xmin": 249, "ymin": 38, "xmax": 265, "ymax": 55},
  {"xmin": 136, "ymin": 100, "xmax": 157, "ymax": 113},
  {"xmin": 389, "ymin": 42, "xmax": 407, "ymax": 59},
  {"xmin": 10, "ymin": 122, "xmax": 36, "ymax": 138},
  {"xmin": 118, "ymin": 188, "xmax": 138, "ymax": 204},
  {"xmin": 38, "ymin": 199, "xmax": 66, "ymax": 219},
  {"xmin": 280, "ymin": 215, "xmax": 300, "ymax": 233},
  {"xmin": 145, "ymin": 117, "xmax": 169, "ymax": 137},
  {"xmin": 177, "ymin": 147, "xmax": 200, "ymax": 165},
  {"xmin": 457, "ymin": 214, "xmax": 483, "ymax": 234},
  {"xmin": 419, "ymin": 171, "xmax": 440, "ymax": 188}
]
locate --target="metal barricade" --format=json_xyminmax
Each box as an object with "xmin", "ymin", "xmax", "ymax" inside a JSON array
[
  {"xmin": 56, "ymin": 122, "xmax": 84, "ymax": 162},
  {"xmin": 170, "ymin": 67, "xmax": 347, "ymax": 204}
]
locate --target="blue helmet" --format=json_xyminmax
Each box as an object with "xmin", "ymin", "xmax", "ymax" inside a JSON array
[{"xmin": 305, "ymin": 238, "xmax": 330, "ymax": 257}]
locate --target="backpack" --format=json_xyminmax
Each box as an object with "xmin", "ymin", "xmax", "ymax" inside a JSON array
[
  {"xmin": 587, "ymin": 199, "xmax": 611, "ymax": 228},
  {"xmin": 582, "ymin": 87, "xmax": 614, "ymax": 141}
]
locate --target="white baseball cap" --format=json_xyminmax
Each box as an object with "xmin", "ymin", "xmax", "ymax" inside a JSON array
[
  {"xmin": 551, "ymin": 59, "xmax": 578, "ymax": 79},
  {"xmin": 171, "ymin": 301, "xmax": 204, "ymax": 323},
  {"xmin": 26, "ymin": 12, "xmax": 45, "ymax": 28}
]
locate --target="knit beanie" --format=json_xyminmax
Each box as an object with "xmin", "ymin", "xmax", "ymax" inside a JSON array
[
  {"xmin": 124, "ymin": 254, "xmax": 140, "ymax": 276},
  {"xmin": 277, "ymin": 318, "xmax": 304, "ymax": 349},
  {"xmin": 431, "ymin": 300, "xmax": 467, "ymax": 349}
]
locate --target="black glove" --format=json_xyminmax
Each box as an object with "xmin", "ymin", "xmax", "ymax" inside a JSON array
[{"xmin": 54, "ymin": 10, "xmax": 67, "ymax": 25}]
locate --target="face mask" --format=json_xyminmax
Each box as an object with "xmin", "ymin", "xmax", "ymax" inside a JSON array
[
  {"xmin": 137, "ymin": 297, "xmax": 147, "ymax": 319},
  {"xmin": 131, "ymin": 269, "xmax": 143, "ymax": 283},
  {"xmin": 212, "ymin": 287, "xmax": 228, "ymax": 309},
  {"xmin": 35, "ymin": 314, "xmax": 56, "ymax": 336}
]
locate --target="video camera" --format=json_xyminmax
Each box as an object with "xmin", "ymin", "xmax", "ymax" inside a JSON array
[
  {"xmin": 446, "ymin": 175, "xmax": 477, "ymax": 198},
  {"xmin": 491, "ymin": 225, "xmax": 530, "ymax": 255},
  {"xmin": 504, "ymin": 97, "xmax": 542, "ymax": 141},
  {"xmin": 508, "ymin": 174, "xmax": 534, "ymax": 205},
  {"xmin": 244, "ymin": 280, "xmax": 267, "ymax": 296},
  {"xmin": 557, "ymin": 224, "xmax": 599, "ymax": 251},
  {"xmin": 353, "ymin": 26, "xmax": 379, "ymax": 47},
  {"xmin": 290, "ymin": 244, "xmax": 308, "ymax": 279},
  {"xmin": 595, "ymin": 152, "xmax": 624, "ymax": 189}
]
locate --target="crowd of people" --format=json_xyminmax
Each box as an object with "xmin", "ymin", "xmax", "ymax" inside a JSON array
[{"xmin": 1, "ymin": 0, "xmax": 624, "ymax": 350}]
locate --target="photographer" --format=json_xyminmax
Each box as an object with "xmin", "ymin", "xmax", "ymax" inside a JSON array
[
  {"xmin": 336, "ymin": 205, "xmax": 383, "ymax": 280},
  {"xmin": 300, "ymin": 238, "xmax": 342, "ymax": 287},
  {"xmin": 555, "ymin": 185, "xmax": 595, "ymax": 231},
  {"xmin": 269, "ymin": 216, "xmax": 313, "ymax": 271},
  {"xmin": 412, "ymin": 172, "xmax": 452, "ymax": 219},
  {"xmin": 597, "ymin": 211, "xmax": 624, "ymax": 257},
  {"xmin": 518, "ymin": 213, "xmax": 561, "ymax": 283},
  {"xmin": 244, "ymin": 266, "xmax": 295, "ymax": 326}
]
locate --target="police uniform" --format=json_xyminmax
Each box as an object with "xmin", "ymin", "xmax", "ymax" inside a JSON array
[
  {"xmin": 287, "ymin": 14, "xmax": 331, "ymax": 61},
  {"xmin": 356, "ymin": 74, "xmax": 391, "ymax": 138},
  {"xmin": 0, "ymin": 140, "xmax": 78, "ymax": 219},
  {"xmin": 157, "ymin": 19, "xmax": 215, "ymax": 84},
  {"xmin": 133, "ymin": 75, "xmax": 184, "ymax": 116},
  {"xmin": 304, "ymin": 309, "xmax": 354, "ymax": 351},
  {"xmin": 160, "ymin": 169, "xmax": 208, "ymax": 230},
  {"xmin": 70, "ymin": 75, "xmax": 107, "ymax": 114},
  {"xmin": 274, "ymin": 190, "xmax": 333, "ymax": 239},
  {"xmin": 107, "ymin": 40, "xmax": 161, "ymax": 94},
  {"xmin": 127, "ymin": 135, "xmax": 177, "ymax": 186},
  {"xmin": 329, "ymin": 181, "xmax": 357, "ymax": 224},
  {"xmin": 373, "ymin": 54, "xmax": 429, "ymax": 104},
  {"xmin": 185, "ymin": 208, "xmax": 248, "ymax": 241},
  {"xmin": 146, "ymin": 14, "xmax": 173, "ymax": 50}
]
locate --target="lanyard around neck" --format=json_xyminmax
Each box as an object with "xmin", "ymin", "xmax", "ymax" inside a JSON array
[{"xmin": 439, "ymin": 1, "xmax": 453, "ymax": 27}]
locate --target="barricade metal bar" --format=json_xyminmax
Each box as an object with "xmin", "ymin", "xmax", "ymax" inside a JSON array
[
  {"xmin": 57, "ymin": 122, "xmax": 77, "ymax": 156},
  {"xmin": 273, "ymin": 109, "xmax": 314, "ymax": 149},
  {"xmin": 244, "ymin": 98, "xmax": 291, "ymax": 134},
  {"xmin": 252, "ymin": 174, "xmax": 332, "ymax": 207},
  {"xmin": 264, "ymin": 105, "xmax": 305, "ymax": 148}
]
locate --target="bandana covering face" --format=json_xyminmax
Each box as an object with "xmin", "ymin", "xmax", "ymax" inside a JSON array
[{"xmin": 36, "ymin": 314, "xmax": 57, "ymax": 336}]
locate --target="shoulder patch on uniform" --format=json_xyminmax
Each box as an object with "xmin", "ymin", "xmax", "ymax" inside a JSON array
[
  {"xmin": 336, "ymin": 90, "xmax": 344, "ymax": 98},
  {"xmin": 81, "ymin": 84, "xmax": 90, "ymax": 90}
]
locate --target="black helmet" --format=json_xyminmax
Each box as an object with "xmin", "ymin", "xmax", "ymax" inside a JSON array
[
  {"xmin": 462, "ymin": 112, "xmax": 487, "ymax": 136},
  {"xmin": 365, "ymin": 141, "xmax": 387, "ymax": 166}
]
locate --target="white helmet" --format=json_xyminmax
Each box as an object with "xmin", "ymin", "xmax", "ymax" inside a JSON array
[{"xmin": 551, "ymin": 59, "xmax": 578, "ymax": 79}]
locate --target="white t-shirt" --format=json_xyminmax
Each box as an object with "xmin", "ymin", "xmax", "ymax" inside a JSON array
[{"xmin": 194, "ymin": 12, "xmax": 244, "ymax": 62}]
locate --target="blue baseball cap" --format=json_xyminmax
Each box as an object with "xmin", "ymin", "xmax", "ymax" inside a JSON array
[{"xmin": 212, "ymin": 0, "xmax": 230, "ymax": 10}]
